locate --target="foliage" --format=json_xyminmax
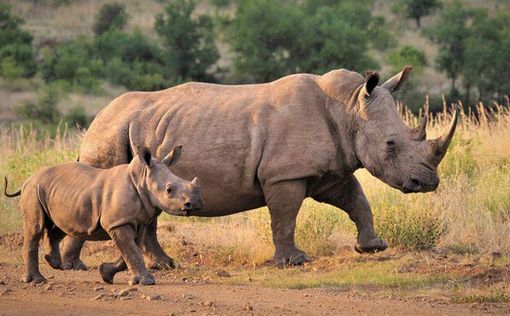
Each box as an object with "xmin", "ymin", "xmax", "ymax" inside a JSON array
[
  {"xmin": 400, "ymin": 0, "xmax": 441, "ymax": 27},
  {"xmin": 93, "ymin": 3, "xmax": 128, "ymax": 36},
  {"xmin": 15, "ymin": 86, "xmax": 61, "ymax": 124},
  {"xmin": 95, "ymin": 29, "xmax": 167, "ymax": 90},
  {"xmin": 155, "ymin": 0, "xmax": 219, "ymax": 82},
  {"xmin": 41, "ymin": 36, "xmax": 103, "ymax": 92},
  {"xmin": 387, "ymin": 45, "xmax": 426, "ymax": 75},
  {"xmin": 222, "ymin": 0, "xmax": 389, "ymax": 82},
  {"xmin": 64, "ymin": 105, "xmax": 90, "ymax": 128},
  {"xmin": 0, "ymin": 3, "xmax": 36, "ymax": 79},
  {"xmin": 424, "ymin": 3, "xmax": 473, "ymax": 98}
]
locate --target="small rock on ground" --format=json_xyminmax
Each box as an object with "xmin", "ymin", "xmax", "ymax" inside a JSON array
[{"xmin": 216, "ymin": 270, "xmax": 231, "ymax": 278}]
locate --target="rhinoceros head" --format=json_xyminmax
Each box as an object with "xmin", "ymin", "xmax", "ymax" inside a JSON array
[
  {"xmin": 353, "ymin": 66, "xmax": 458, "ymax": 193},
  {"xmin": 134, "ymin": 146, "xmax": 203, "ymax": 215}
]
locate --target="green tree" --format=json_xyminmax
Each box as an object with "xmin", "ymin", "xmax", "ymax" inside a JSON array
[
  {"xmin": 463, "ymin": 11, "xmax": 510, "ymax": 104},
  {"xmin": 387, "ymin": 45, "xmax": 426, "ymax": 75},
  {"xmin": 0, "ymin": 3, "xmax": 36, "ymax": 79},
  {"xmin": 16, "ymin": 86, "xmax": 61, "ymax": 124},
  {"xmin": 401, "ymin": 0, "xmax": 441, "ymax": 28},
  {"xmin": 94, "ymin": 29, "xmax": 167, "ymax": 90},
  {"xmin": 425, "ymin": 3, "xmax": 473, "ymax": 98},
  {"xmin": 223, "ymin": 0, "xmax": 387, "ymax": 82},
  {"xmin": 93, "ymin": 3, "xmax": 128, "ymax": 36},
  {"xmin": 41, "ymin": 36, "xmax": 103, "ymax": 92},
  {"xmin": 155, "ymin": 0, "xmax": 219, "ymax": 81}
]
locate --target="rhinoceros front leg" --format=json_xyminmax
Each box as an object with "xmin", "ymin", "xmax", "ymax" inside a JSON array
[
  {"xmin": 313, "ymin": 174, "xmax": 387, "ymax": 253},
  {"xmin": 264, "ymin": 180, "xmax": 310, "ymax": 267},
  {"xmin": 60, "ymin": 236, "xmax": 88, "ymax": 270},
  {"xmin": 141, "ymin": 217, "xmax": 175, "ymax": 270}
]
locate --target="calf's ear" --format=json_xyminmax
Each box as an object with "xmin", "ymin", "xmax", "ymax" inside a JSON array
[
  {"xmin": 162, "ymin": 145, "xmax": 183, "ymax": 167},
  {"xmin": 381, "ymin": 65, "xmax": 412, "ymax": 93}
]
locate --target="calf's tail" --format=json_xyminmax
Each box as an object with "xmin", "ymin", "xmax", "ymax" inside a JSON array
[{"xmin": 4, "ymin": 177, "xmax": 21, "ymax": 198}]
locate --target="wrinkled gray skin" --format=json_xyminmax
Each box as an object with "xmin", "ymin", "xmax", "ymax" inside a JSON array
[
  {"xmin": 61, "ymin": 66, "xmax": 458, "ymax": 268},
  {"xmin": 4, "ymin": 146, "xmax": 203, "ymax": 284}
]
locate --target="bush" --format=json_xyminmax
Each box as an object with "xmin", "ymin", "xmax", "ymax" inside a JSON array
[
  {"xmin": 296, "ymin": 204, "xmax": 341, "ymax": 257},
  {"xmin": 0, "ymin": 3, "xmax": 36, "ymax": 79},
  {"xmin": 223, "ymin": 0, "xmax": 387, "ymax": 82},
  {"xmin": 375, "ymin": 203, "xmax": 445, "ymax": 250},
  {"xmin": 155, "ymin": 0, "xmax": 219, "ymax": 81},
  {"xmin": 388, "ymin": 45, "xmax": 427, "ymax": 75},
  {"xmin": 93, "ymin": 3, "xmax": 128, "ymax": 36},
  {"xmin": 16, "ymin": 86, "xmax": 61, "ymax": 124},
  {"xmin": 95, "ymin": 29, "xmax": 167, "ymax": 90},
  {"xmin": 41, "ymin": 36, "xmax": 103, "ymax": 92},
  {"xmin": 64, "ymin": 105, "xmax": 90, "ymax": 128}
]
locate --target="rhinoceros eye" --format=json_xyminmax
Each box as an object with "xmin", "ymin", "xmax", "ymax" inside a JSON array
[
  {"xmin": 386, "ymin": 140, "xmax": 396, "ymax": 150},
  {"xmin": 166, "ymin": 186, "xmax": 173, "ymax": 194}
]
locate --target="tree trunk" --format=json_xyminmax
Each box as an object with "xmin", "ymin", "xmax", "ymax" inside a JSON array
[{"xmin": 416, "ymin": 16, "xmax": 421, "ymax": 28}]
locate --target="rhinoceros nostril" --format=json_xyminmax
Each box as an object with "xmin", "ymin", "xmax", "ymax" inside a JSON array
[
  {"xmin": 410, "ymin": 178, "xmax": 420, "ymax": 187},
  {"xmin": 183, "ymin": 202, "xmax": 192, "ymax": 210}
]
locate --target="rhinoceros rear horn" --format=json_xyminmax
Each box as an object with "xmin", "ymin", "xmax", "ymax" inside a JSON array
[
  {"xmin": 412, "ymin": 115, "xmax": 427, "ymax": 141},
  {"xmin": 162, "ymin": 145, "xmax": 183, "ymax": 167},
  {"xmin": 430, "ymin": 105, "xmax": 459, "ymax": 165}
]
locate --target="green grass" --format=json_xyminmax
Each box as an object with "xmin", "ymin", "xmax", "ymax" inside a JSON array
[
  {"xmin": 226, "ymin": 259, "xmax": 448, "ymax": 290},
  {"xmin": 451, "ymin": 293, "xmax": 510, "ymax": 303}
]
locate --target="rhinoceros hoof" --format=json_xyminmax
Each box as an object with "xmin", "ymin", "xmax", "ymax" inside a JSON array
[
  {"xmin": 129, "ymin": 274, "xmax": 155, "ymax": 286},
  {"xmin": 274, "ymin": 250, "xmax": 311, "ymax": 267},
  {"xmin": 355, "ymin": 238, "xmax": 388, "ymax": 254},
  {"xmin": 146, "ymin": 256, "xmax": 175, "ymax": 270},
  {"xmin": 22, "ymin": 272, "xmax": 46, "ymax": 284},
  {"xmin": 44, "ymin": 254, "xmax": 63, "ymax": 270},
  {"xmin": 62, "ymin": 257, "xmax": 88, "ymax": 271},
  {"xmin": 99, "ymin": 263, "xmax": 115, "ymax": 284}
]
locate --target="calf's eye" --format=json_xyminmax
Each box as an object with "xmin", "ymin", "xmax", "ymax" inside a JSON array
[
  {"xmin": 166, "ymin": 187, "xmax": 173, "ymax": 194},
  {"xmin": 386, "ymin": 140, "xmax": 396, "ymax": 148}
]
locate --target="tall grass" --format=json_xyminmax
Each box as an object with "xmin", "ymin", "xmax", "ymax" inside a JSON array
[
  {"xmin": 1, "ymin": 102, "xmax": 509, "ymax": 265},
  {"xmin": 0, "ymin": 124, "xmax": 80, "ymax": 232}
]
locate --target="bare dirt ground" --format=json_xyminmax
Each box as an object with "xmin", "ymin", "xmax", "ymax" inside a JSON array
[{"xmin": 1, "ymin": 228, "xmax": 510, "ymax": 315}]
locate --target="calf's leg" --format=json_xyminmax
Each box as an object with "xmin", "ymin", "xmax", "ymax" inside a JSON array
[
  {"xmin": 141, "ymin": 217, "xmax": 175, "ymax": 270},
  {"xmin": 107, "ymin": 225, "xmax": 154, "ymax": 285},
  {"xmin": 263, "ymin": 180, "xmax": 309, "ymax": 267},
  {"xmin": 20, "ymin": 198, "xmax": 46, "ymax": 283}
]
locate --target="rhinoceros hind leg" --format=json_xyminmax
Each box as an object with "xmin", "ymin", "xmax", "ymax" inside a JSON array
[
  {"xmin": 44, "ymin": 227, "xmax": 65, "ymax": 270},
  {"xmin": 264, "ymin": 180, "xmax": 310, "ymax": 267},
  {"xmin": 141, "ymin": 217, "xmax": 175, "ymax": 270},
  {"xmin": 61, "ymin": 236, "xmax": 88, "ymax": 270}
]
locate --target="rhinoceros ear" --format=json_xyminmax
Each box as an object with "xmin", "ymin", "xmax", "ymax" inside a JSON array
[
  {"xmin": 162, "ymin": 145, "xmax": 182, "ymax": 167},
  {"xmin": 139, "ymin": 147, "xmax": 152, "ymax": 167},
  {"xmin": 381, "ymin": 66, "xmax": 412, "ymax": 93},
  {"xmin": 360, "ymin": 71, "xmax": 379, "ymax": 97}
]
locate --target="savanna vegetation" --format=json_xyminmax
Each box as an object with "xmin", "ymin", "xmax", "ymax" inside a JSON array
[{"xmin": 0, "ymin": 0, "xmax": 509, "ymax": 307}]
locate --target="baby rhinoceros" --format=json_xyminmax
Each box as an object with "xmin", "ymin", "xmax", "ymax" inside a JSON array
[{"xmin": 4, "ymin": 146, "xmax": 202, "ymax": 285}]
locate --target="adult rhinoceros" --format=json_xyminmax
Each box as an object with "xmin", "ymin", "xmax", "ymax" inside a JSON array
[{"xmin": 60, "ymin": 66, "xmax": 458, "ymax": 269}]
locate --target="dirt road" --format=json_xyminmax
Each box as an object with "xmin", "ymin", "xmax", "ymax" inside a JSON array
[{"xmin": 0, "ymin": 263, "xmax": 507, "ymax": 316}]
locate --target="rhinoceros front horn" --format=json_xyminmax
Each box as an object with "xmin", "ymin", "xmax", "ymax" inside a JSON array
[
  {"xmin": 191, "ymin": 177, "xmax": 200, "ymax": 188},
  {"xmin": 430, "ymin": 104, "xmax": 459, "ymax": 165}
]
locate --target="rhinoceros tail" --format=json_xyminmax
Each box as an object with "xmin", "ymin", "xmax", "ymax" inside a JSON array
[{"xmin": 4, "ymin": 177, "xmax": 21, "ymax": 198}]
